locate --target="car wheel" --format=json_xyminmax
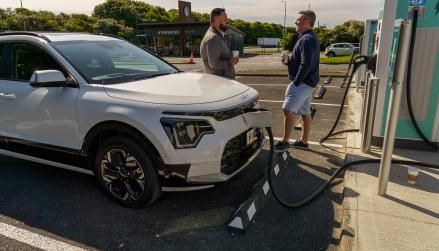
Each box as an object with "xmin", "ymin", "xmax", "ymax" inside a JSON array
[
  {"xmin": 94, "ymin": 136, "xmax": 161, "ymax": 208},
  {"xmin": 327, "ymin": 52, "xmax": 336, "ymax": 57}
]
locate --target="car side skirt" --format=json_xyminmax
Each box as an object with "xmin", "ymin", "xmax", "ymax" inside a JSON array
[
  {"xmin": 0, "ymin": 148, "xmax": 94, "ymax": 175},
  {"xmin": 0, "ymin": 136, "xmax": 89, "ymax": 169}
]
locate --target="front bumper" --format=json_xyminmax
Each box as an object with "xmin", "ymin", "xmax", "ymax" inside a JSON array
[{"xmin": 161, "ymin": 109, "xmax": 271, "ymax": 184}]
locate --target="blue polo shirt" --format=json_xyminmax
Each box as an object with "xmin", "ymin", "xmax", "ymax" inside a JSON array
[{"xmin": 288, "ymin": 30, "xmax": 320, "ymax": 87}]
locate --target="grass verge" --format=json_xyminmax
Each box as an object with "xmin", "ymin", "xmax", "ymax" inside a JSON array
[{"xmin": 320, "ymin": 55, "xmax": 352, "ymax": 64}]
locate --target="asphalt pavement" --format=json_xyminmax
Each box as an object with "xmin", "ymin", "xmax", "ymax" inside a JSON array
[{"xmin": 0, "ymin": 74, "xmax": 351, "ymax": 250}]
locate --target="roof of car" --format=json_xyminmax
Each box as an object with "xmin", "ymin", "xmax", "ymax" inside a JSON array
[{"xmin": 0, "ymin": 31, "xmax": 122, "ymax": 42}]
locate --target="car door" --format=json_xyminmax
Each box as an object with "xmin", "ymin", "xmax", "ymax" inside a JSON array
[
  {"xmin": 346, "ymin": 44, "xmax": 355, "ymax": 55},
  {"xmin": 334, "ymin": 44, "xmax": 344, "ymax": 56},
  {"xmin": 0, "ymin": 42, "xmax": 7, "ymax": 150},
  {"xmin": 0, "ymin": 41, "xmax": 80, "ymax": 150},
  {"xmin": 343, "ymin": 44, "xmax": 353, "ymax": 55}
]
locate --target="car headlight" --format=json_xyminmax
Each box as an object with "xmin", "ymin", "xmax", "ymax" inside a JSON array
[{"xmin": 160, "ymin": 118, "xmax": 215, "ymax": 149}]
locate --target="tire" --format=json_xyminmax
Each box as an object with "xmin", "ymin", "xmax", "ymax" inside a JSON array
[
  {"xmin": 94, "ymin": 136, "xmax": 161, "ymax": 208},
  {"xmin": 327, "ymin": 52, "xmax": 336, "ymax": 57}
]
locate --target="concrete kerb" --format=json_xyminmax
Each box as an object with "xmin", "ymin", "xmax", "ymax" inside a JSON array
[{"xmin": 225, "ymin": 151, "xmax": 291, "ymax": 234}]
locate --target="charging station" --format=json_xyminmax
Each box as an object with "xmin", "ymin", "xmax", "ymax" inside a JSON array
[
  {"xmin": 371, "ymin": 0, "xmax": 439, "ymax": 148},
  {"xmin": 357, "ymin": 19, "xmax": 378, "ymax": 86}
]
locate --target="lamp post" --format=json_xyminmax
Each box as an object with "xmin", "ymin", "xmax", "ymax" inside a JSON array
[
  {"xmin": 19, "ymin": 0, "xmax": 26, "ymax": 31},
  {"xmin": 281, "ymin": 1, "xmax": 286, "ymax": 36}
]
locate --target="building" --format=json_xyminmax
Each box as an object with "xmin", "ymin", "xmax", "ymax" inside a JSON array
[{"xmin": 136, "ymin": 1, "xmax": 244, "ymax": 56}]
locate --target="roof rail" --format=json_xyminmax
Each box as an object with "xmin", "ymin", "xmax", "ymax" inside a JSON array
[{"xmin": 0, "ymin": 31, "xmax": 51, "ymax": 42}]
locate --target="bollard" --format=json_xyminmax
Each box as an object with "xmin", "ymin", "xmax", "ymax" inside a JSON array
[{"xmin": 378, "ymin": 20, "xmax": 412, "ymax": 196}]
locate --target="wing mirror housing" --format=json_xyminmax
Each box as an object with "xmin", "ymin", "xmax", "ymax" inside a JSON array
[{"xmin": 30, "ymin": 70, "xmax": 67, "ymax": 88}]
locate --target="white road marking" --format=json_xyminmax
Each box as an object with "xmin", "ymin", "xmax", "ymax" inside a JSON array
[
  {"xmin": 267, "ymin": 136, "xmax": 344, "ymax": 148},
  {"xmin": 247, "ymin": 202, "xmax": 257, "ymax": 221},
  {"xmin": 259, "ymin": 99, "xmax": 346, "ymax": 107},
  {"xmin": 274, "ymin": 164, "xmax": 280, "ymax": 175},
  {"xmin": 263, "ymin": 181, "xmax": 270, "ymax": 195},
  {"xmin": 0, "ymin": 222, "xmax": 86, "ymax": 251}
]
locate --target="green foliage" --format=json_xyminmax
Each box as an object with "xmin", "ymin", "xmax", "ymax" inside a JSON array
[
  {"xmin": 281, "ymin": 20, "xmax": 364, "ymax": 51},
  {"xmin": 280, "ymin": 32, "xmax": 296, "ymax": 51},
  {"xmin": 168, "ymin": 9, "xmax": 179, "ymax": 22},
  {"xmin": 92, "ymin": 0, "xmax": 171, "ymax": 26},
  {"xmin": 320, "ymin": 55, "xmax": 352, "ymax": 64},
  {"xmin": 318, "ymin": 20, "xmax": 364, "ymax": 50},
  {"xmin": 94, "ymin": 18, "xmax": 133, "ymax": 38},
  {"xmin": 1, "ymin": 2, "xmax": 364, "ymax": 49},
  {"xmin": 229, "ymin": 19, "xmax": 283, "ymax": 45},
  {"xmin": 192, "ymin": 12, "xmax": 210, "ymax": 22}
]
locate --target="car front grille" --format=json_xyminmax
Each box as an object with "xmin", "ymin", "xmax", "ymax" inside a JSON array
[
  {"xmin": 162, "ymin": 98, "xmax": 258, "ymax": 121},
  {"xmin": 220, "ymin": 128, "xmax": 263, "ymax": 175}
]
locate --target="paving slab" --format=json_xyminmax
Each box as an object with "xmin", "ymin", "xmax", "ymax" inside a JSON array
[{"xmin": 341, "ymin": 87, "xmax": 439, "ymax": 251}]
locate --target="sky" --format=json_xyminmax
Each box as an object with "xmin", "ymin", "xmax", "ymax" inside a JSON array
[{"xmin": 0, "ymin": 0, "xmax": 381, "ymax": 27}]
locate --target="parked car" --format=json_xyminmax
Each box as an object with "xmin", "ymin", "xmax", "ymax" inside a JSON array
[
  {"xmin": 324, "ymin": 43, "xmax": 358, "ymax": 57},
  {"xmin": 0, "ymin": 32, "xmax": 266, "ymax": 208}
]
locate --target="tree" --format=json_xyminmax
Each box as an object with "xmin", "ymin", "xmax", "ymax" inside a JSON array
[
  {"xmin": 281, "ymin": 31, "xmax": 299, "ymax": 51},
  {"xmin": 1, "ymin": 2, "xmax": 365, "ymax": 49},
  {"xmin": 192, "ymin": 11, "xmax": 209, "ymax": 22},
  {"xmin": 93, "ymin": 0, "xmax": 140, "ymax": 27},
  {"xmin": 167, "ymin": 9, "xmax": 179, "ymax": 22},
  {"xmin": 94, "ymin": 18, "xmax": 133, "ymax": 38},
  {"xmin": 93, "ymin": 0, "xmax": 171, "ymax": 26},
  {"xmin": 64, "ymin": 14, "xmax": 97, "ymax": 32}
]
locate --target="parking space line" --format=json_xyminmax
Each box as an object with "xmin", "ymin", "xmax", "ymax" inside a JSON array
[
  {"xmin": 267, "ymin": 136, "xmax": 344, "ymax": 148},
  {"xmin": 0, "ymin": 222, "xmax": 86, "ymax": 251},
  {"xmin": 259, "ymin": 99, "xmax": 346, "ymax": 107}
]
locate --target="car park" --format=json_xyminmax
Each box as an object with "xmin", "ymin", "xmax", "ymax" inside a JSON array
[
  {"xmin": 0, "ymin": 32, "xmax": 266, "ymax": 208},
  {"xmin": 324, "ymin": 43, "xmax": 359, "ymax": 57}
]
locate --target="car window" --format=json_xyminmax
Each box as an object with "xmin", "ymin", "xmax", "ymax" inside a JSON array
[
  {"xmin": 0, "ymin": 43, "xmax": 7, "ymax": 79},
  {"xmin": 9, "ymin": 42, "xmax": 66, "ymax": 82},
  {"xmin": 51, "ymin": 40, "xmax": 178, "ymax": 84},
  {"xmin": 334, "ymin": 44, "xmax": 342, "ymax": 48}
]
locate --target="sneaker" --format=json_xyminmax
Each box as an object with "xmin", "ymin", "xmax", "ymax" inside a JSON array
[
  {"xmin": 274, "ymin": 141, "xmax": 290, "ymax": 152},
  {"xmin": 290, "ymin": 140, "xmax": 309, "ymax": 149}
]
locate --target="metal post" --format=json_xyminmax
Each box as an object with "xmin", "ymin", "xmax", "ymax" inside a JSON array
[
  {"xmin": 281, "ymin": 1, "xmax": 287, "ymax": 36},
  {"xmin": 19, "ymin": 0, "xmax": 26, "ymax": 31},
  {"xmin": 361, "ymin": 77, "xmax": 380, "ymax": 153},
  {"xmin": 360, "ymin": 72, "xmax": 372, "ymax": 134},
  {"xmin": 378, "ymin": 20, "xmax": 412, "ymax": 195}
]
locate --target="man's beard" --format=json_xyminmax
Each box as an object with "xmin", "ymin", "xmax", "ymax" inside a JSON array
[{"xmin": 219, "ymin": 23, "xmax": 228, "ymax": 32}]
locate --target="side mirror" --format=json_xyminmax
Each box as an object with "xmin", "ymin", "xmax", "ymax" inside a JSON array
[{"xmin": 30, "ymin": 70, "xmax": 67, "ymax": 88}]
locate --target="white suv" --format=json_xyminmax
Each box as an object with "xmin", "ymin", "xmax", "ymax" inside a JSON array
[
  {"xmin": 0, "ymin": 32, "xmax": 269, "ymax": 207},
  {"xmin": 324, "ymin": 43, "xmax": 358, "ymax": 57}
]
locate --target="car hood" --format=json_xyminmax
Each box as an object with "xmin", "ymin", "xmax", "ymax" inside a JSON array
[{"xmin": 104, "ymin": 72, "xmax": 250, "ymax": 105}]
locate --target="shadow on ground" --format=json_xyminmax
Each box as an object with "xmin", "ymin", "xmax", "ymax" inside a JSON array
[{"xmin": 0, "ymin": 146, "xmax": 346, "ymax": 250}]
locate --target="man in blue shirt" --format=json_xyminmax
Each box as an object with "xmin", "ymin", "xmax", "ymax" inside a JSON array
[{"xmin": 275, "ymin": 10, "xmax": 320, "ymax": 152}]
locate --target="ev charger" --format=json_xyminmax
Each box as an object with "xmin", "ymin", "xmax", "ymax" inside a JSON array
[
  {"xmin": 357, "ymin": 19, "xmax": 378, "ymax": 87},
  {"xmin": 371, "ymin": 0, "xmax": 439, "ymax": 148}
]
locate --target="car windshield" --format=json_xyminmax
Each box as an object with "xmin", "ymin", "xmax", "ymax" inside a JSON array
[{"xmin": 51, "ymin": 39, "xmax": 179, "ymax": 84}]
